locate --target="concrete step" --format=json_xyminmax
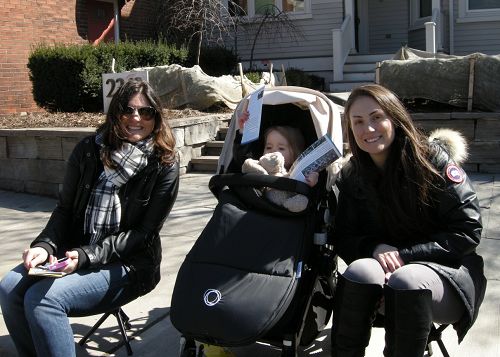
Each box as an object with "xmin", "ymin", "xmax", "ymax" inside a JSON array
[
  {"xmin": 190, "ymin": 156, "xmax": 219, "ymax": 173},
  {"xmin": 203, "ymin": 141, "xmax": 224, "ymax": 156},
  {"xmin": 329, "ymin": 53, "xmax": 391, "ymax": 93},
  {"xmin": 345, "ymin": 53, "xmax": 393, "ymax": 64},
  {"xmin": 189, "ymin": 124, "xmax": 229, "ymax": 173},
  {"xmin": 343, "ymin": 62, "xmax": 377, "ymax": 72},
  {"xmin": 343, "ymin": 72, "xmax": 375, "ymax": 81},
  {"xmin": 329, "ymin": 81, "xmax": 373, "ymax": 92},
  {"xmin": 217, "ymin": 127, "xmax": 229, "ymax": 141}
]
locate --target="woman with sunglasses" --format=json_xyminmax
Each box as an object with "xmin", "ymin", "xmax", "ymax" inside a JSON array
[
  {"xmin": 330, "ymin": 84, "xmax": 486, "ymax": 357},
  {"xmin": 0, "ymin": 79, "xmax": 179, "ymax": 356}
]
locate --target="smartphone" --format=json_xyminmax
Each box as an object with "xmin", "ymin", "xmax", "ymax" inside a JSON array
[{"xmin": 48, "ymin": 257, "xmax": 69, "ymax": 271}]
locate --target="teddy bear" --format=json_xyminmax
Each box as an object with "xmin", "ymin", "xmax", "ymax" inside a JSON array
[{"xmin": 241, "ymin": 152, "xmax": 309, "ymax": 212}]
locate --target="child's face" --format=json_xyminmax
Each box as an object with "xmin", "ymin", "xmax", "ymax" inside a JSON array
[{"xmin": 264, "ymin": 130, "xmax": 294, "ymax": 169}]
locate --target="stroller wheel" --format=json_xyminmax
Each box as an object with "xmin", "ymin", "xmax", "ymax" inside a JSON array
[{"xmin": 179, "ymin": 336, "xmax": 197, "ymax": 357}]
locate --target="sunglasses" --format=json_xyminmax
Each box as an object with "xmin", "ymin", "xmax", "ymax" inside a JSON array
[{"xmin": 122, "ymin": 106, "xmax": 156, "ymax": 119}]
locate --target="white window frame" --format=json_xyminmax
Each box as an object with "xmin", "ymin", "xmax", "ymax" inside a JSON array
[
  {"xmin": 222, "ymin": 0, "xmax": 312, "ymax": 20},
  {"xmin": 458, "ymin": 0, "xmax": 500, "ymax": 23}
]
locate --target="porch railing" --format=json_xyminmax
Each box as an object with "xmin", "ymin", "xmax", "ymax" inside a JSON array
[
  {"xmin": 425, "ymin": 7, "xmax": 441, "ymax": 53},
  {"xmin": 332, "ymin": 14, "xmax": 353, "ymax": 82}
]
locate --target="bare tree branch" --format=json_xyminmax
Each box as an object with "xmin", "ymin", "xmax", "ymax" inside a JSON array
[
  {"xmin": 156, "ymin": 1, "xmax": 303, "ymax": 71},
  {"xmin": 156, "ymin": 0, "xmax": 240, "ymax": 65},
  {"xmin": 246, "ymin": 5, "xmax": 304, "ymax": 69}
]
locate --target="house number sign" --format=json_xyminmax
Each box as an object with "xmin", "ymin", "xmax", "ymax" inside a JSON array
[{"xmin": 102, "ymin": 70, "xmax": 149, "ymax": 113}]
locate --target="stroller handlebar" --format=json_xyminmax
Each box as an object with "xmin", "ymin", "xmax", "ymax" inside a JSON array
[{"xmin": 208, "ymin": 173, "xmax": 311, "ymax": 198}]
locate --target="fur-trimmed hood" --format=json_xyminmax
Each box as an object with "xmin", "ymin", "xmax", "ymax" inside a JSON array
[{"xmin": 428, "ymin": 128, "xmax": 468, "ymax": 165}]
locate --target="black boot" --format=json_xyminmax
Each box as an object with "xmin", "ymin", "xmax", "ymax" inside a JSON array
[
  {"xmin": 331, "ymin": 274, "xmax": 383, "ymax": 357},
  {"xmin": 383, "ymin": 286, "xmax": 433, "ymax": 357}
]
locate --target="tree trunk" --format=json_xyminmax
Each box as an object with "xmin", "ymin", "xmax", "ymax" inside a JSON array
[
  {"xmin": 196, "ymin": 30, "xmax": 203, "ymax": 66},
  {"xmin": 249, "ymin": 14, "xmax": 269, "ymax": 69}
]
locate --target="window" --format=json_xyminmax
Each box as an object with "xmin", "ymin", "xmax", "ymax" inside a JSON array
[
  {"xmin": 419, "ymin": 0, "xmax": 432, "ymax": 17},
  {"xmin": 410, "ymin": 0, "xmax": 434, "ymax": 28},
  {"xmin": 255, "ymin": 0, "xmax": 275, "ymax": 15},
  {"xmin": 282, "ymin": 0, "xmax": 305, "ymax": 13},
  {"xmin": 226, "ymin": 0, "xmax": 310, "ymax": 17},
  {"xmin": 458, "ymin": 0, "xmax": 500, "ymax": 22},
  {"xmin": 468, "ymin": 0, "xmax": 500, "ymax": 10}
]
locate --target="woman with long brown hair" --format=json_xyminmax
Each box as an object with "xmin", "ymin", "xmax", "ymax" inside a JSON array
[
  {"xmin": 0, "ymin": 79, "xmax": 179, "ymax": 357},
  {"xmin": 330, "ymin": 84, "xmax": 486, "ymax": 356}
]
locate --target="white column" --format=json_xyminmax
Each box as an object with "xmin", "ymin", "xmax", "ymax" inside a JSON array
[
  {"xmin": 432, "ymin": 0, "xmax": 442, "ymax": 51},
  {"xmin": 332, "ymin": 28, "xmax": 343, "ymax": 81},
  {"xmin": 425, "ymin": 21, "xmax": 436, "ymax": 53},
  {"xmin": 345, "ymin": 0, "xmax": 355, "ymax": 50}
]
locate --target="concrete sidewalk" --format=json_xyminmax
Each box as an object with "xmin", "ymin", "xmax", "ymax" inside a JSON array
[{"xmin": 0, "ymin": 173, "xmax": 498, "ymax": 357}]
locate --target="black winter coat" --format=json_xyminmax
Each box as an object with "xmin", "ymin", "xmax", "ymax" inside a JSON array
[
  {"xmin": 32, "ymin": 135, "xmax": 179, "ymax": 297},
  {"xmin": 332, "ymin": 141, "xmax": 486, "ymax": 342}
]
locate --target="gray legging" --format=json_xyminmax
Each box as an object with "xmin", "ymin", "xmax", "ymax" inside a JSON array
[{"xmin": 343, "ymin": 258, "xmax": 464, "ymax": 324}]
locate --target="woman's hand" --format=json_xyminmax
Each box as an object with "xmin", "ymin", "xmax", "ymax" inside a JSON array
[
  {"xmin": 60, "ymin": 251, "xmax": 79, "ymax": 274},
  {"xmin": 238, "ymin": 110, "xmax": 250, "ymax": 132},
  {"xmin": 305, "ymin": 171, "xmax": 319, "ymax": 187},
  {"xmin": 22, "ymin": 247, "xmax": 49, "ymax": 269},
  {"xmin": 373, "ymin": 243, "xmax": 405, "ymax": 280}
]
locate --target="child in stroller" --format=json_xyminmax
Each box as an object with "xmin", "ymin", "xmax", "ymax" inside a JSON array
[
  {"xmin": 238, "ymin": 111, "xmax": 320, "ymax": 212},
  {"xmin": 171, "ymin": 86, "xmax": 343, "ymax": 357}
]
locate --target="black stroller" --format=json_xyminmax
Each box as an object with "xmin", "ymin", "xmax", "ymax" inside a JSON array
[{"xmin": 171, "ymin": 86, "xmax": 344, "ymax": 356}]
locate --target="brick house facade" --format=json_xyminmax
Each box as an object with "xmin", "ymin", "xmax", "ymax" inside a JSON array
[{"xmin": 0, "ymin": 0, "xmax": 158, "ymax": 115}]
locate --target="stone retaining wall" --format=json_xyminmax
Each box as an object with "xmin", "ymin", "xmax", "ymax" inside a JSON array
[
  {"xmin": 412, "ymin": 112, "xmax": 500, "ymax": 173},
  {"xmin": 1, "ymin": 111, "xmax": 499, "ymax": 197},
  {"xmin": 0, "ymin": 114, "xmax": 231, "ymax": 197}
]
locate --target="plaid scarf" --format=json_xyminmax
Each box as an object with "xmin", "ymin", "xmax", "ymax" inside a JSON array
[{"xmin": 84, "ymin": 134, "xmax": 154, "ymax": 243}]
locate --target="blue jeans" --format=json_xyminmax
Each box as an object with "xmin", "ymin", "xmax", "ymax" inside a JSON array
[{"xmin": 0, "ymin": 262, "xmax": 138, "ymax": 357}]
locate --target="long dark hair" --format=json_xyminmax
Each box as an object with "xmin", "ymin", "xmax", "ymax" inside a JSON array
[
  {"xmin": 97, "ymin": 79, "xmax": 176, "ymax": 167},
  {"xmin": 344, "ymin": 84, "xmax": 442, "ymax": 239}
]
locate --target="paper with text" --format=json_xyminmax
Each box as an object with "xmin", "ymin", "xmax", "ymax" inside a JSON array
[
  {"xmin": 241, "ymin": 85, "xmax": 265, "ymax": 144},
  {"xmin": 288, "ymin": 134, "xmax": 341, "ymax": 183}
]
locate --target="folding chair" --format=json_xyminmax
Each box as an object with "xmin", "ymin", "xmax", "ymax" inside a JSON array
[
  {"xmin": 427, "ymin": 324, "xmax": 451, "ymax": 357},
  {"xmin": 373, "ymin": 314, "xmax": 451, "ymax": 357},
  {"xmin": 78, "ymin": 307, "xmax": 133, "ymax": 355}
]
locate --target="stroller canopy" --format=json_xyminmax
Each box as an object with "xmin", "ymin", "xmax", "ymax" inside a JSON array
[{"xmin": 217, "ymin": 86, "xmax": 344, "ymax": 189}]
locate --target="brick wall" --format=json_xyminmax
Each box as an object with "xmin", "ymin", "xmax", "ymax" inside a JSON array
[
  {"xmin": 0, "ymin": 0, "xmax": 88, "ymax": 114},
  {"xmin": 120, "ymin": 0, "xmax": 160, "ymax": 40},
  {"xmin": 0, "ymin": 0, "xmax": 158, "ymax": 115}
]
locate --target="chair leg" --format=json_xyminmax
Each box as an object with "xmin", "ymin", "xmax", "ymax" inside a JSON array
[
  {"xmin": 118, "ymin": 308, "xmax": 132, "ymax": 330},
  {"xmin": 115, "ymin": 308, "xmax": 133, "ymax": 355},
  {"xmin": 427, "ymin": 324, "xmax": 451, "ymax": 357},
  {"xmin": 78, "ymin": 308, "xmax": 133, "ymax": 356},
  {"xmin": 436, "ymin": 339, "xmax": 450, "ymax": 357},
  {"xmin": 78, "ymin": 311, "xmax": 113, "ymax": 346}
]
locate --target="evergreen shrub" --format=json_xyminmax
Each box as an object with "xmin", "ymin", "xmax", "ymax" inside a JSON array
[
  {"xmin": 194, "ymin": 45, "xmax": 239, "ymax": 77},
  {"xmin": 285, "ymin": 68, "xmax": 325, "ymax": 91},
  {"xmin": 28, "ymin": 41, "xmax": 188, "ymax": 112}
]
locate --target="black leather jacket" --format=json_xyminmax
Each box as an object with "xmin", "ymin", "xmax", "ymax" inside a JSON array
[
  {"xmin": 332, "ymin": 141, "xmax": 486, "ymax": 341},
  {"xmin": 32, "ymin": 135, "xmax": 179, "ymax": 296}
]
